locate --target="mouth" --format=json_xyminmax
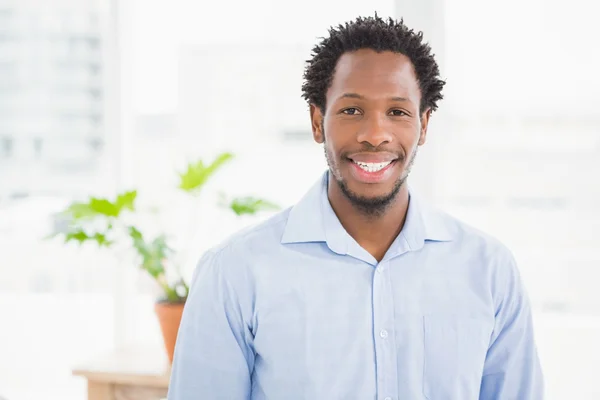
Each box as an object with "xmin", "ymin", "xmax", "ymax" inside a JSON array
[
  {"xmin": 351, "ymin": 160, "xmax": 394, "ymax": 173},
  {"xmin": 347, "ymin": 158, "xmax": 398, "ymax": 183}
]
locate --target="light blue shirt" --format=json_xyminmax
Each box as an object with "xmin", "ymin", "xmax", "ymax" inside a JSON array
[{"xmin": 168, "ymin": 172, "xmax": 544, "ymax": 400}]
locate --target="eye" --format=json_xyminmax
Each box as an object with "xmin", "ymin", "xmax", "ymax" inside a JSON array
[
  {"xmin": 342, "ymin": 108, "xmax": 362, "ymax": 115},
  {"xmin": 389, "ymin": 109, "xmax": 408, "ymax": 117}
]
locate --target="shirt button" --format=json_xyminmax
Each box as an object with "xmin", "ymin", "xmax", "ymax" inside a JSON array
[{"xmin": 379, "ymin": 329, "xmax": 388, "ymax": 338}]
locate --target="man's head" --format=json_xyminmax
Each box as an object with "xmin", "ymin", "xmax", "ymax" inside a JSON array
[{"xmin": 302, "ymin": 15, "xmax": 445, "ymax": 217}]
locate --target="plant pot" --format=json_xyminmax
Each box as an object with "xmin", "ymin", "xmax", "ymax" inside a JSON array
[{"xmin": 154, "ymin": 301, "xmax": 185, "ymax": 363}]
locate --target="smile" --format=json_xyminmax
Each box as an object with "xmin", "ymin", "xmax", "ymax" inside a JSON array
[
  {"xmin": 352, "ymin": 160, "xmax": 392, "ymax": 173},
  {"xmin": 348, "ymin": 158, "xmax": 397, "ymax": 184}
]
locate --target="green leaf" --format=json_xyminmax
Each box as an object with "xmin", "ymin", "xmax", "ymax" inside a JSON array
[
  {"xmin": 64, "ymin": 202, "xmax": 97, "ymax": 219},
  {"xmin": 208, "ymin": 152, "xmax": 234, "ymax": 172},
  {"xmin": 62, "ymin": 190, "xmax": 137, "ymax": 221},
  {"xmin": 128, "ymin": 226, "xmax": 151, "ymax": 259},
  {"xmin": 65, "ymin": 230, "xmax": 91, "ymax": 244},
  {"xmin": 88, "ymin": 198, "xmax": 119, "ymax": 217},
  {"xmin": 229, "ymin": 196, "xmax": 280, "ymax": 216},
  {"xmin": 178, "ymin": 152, "xmax": 234, "ymax": 193},
  {"xmin": 127, "ymin": 227, "xmax": 172, "ymax": 279},
  {"xmin": 128, "ymin": 226, "xmax": 143, "ymax": 241},
  {"xmin": 115, "ymin": 190, "xmax": 137, "ymax": 212},
  {"xmin": 63, "ymin": 229, "xmax": 113, "ymax": 247},
  {"xmin": 93, "ymin": 232, "xmax": 113, "ymax": 247}
]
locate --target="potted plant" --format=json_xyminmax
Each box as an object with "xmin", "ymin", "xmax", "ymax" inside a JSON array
[{"xmin": 50, "ymin": 152, "xmax": 279, "ymax": 362}]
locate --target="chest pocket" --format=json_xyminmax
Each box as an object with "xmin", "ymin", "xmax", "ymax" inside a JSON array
[{"xmin": 422, "ymin": 315, "xmax": 492, "ymax": 400}]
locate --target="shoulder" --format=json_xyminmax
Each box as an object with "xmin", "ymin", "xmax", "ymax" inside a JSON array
[
  {"xmin": 436, "ymin": 208, "xmax": 516, "ymax": 264},
  {"xmin": 212, "ymin": 207, "xmax": 292, "ymax": 255},
  {"xmin": 195, "ymin": 207, "xmax": 293, "ymax": 273},
  {"xmin": 433, "ymin": 209, "xmax": 523, "ymax": 301},
  {"xmin": 186, "ymin": 210, "xmax": 296, "ymax": 320}
]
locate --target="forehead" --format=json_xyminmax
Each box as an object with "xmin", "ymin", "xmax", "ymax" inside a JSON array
[{"xmin": 327, "ymin": 49, "xmax": 420, "ymax": 103}]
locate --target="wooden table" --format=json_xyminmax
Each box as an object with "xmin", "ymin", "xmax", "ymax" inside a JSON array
[{"xmin": 72, "ymin": 348, "xmax": 170, "ymax": 400}]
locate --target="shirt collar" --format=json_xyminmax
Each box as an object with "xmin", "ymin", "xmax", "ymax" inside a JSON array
[{"xmin": 281, "ymin": 171, "xmax": 453, "ymax": 257}]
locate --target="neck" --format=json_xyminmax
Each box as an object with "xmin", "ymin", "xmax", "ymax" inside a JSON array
[{"xmin": 327, "ymin": 173, "xmax": 410, "ymax": 261}]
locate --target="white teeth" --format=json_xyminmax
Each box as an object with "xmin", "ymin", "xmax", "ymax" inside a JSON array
[{"xmin": 353, "ymin": 161, "xmax": 392, "ymax": 172}]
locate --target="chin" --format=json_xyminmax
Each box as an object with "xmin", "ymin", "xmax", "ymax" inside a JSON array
[
  {"xmin": 338, "ymin": 177, "xmax": 403, "ymax": 209},
  {"xmin": 347, "ymin": 183, "xmax": 396, "ymax": 199}
]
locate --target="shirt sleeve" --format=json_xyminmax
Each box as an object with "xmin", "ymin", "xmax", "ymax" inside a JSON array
[
  {"xmin": 479, "ymin": 250, "xmax": 544, "ymax": 399},
  {"xmin": 167, "ymin": 249, "xmax": 255, "ymax": 400}
]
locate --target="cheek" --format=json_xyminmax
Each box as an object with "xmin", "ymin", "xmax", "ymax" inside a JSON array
[
  {"xmin": 323, "ymin": 121, "xmax": 352, "ymax": 149},
  {"xmin": 324, "ymin": 136, "xmax": 346, "ymax": 160},
  {"xmin": 323, "ymin": 140, "xmax": 337, "ymax": 160},
  {"xmin": 399, "ymin": 122, "xmax": 423, "ymax": 148}
]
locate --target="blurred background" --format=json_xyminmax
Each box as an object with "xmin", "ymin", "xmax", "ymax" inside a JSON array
[{"xmin": 0, "ymin": 0, "xmax": 598, "ymax": 399}]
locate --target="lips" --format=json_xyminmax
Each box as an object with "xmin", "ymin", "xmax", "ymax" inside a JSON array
[
  {"xmin": 344, "ymin": 151, "xmax": 401, "ymax": 183},
  {"xmin": 352, "ymin": 160, "xmax": 393, "ymax": 172},
  {"xmin": 348, "ymin": 158, "xmax": 397, "ymax": 183},
  {"xmin": 347, "ymin": 152, "xmax": 398, "ymax": 163}
]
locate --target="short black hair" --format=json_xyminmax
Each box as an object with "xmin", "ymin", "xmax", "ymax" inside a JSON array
[{"xmin": 302, "ymin": 14, "xmax": 445, "ymax": 115}]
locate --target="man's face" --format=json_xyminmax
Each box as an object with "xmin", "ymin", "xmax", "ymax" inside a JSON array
[{"xmin": 310, "ymin": 49, "xmax": 430, "ymax": 215}]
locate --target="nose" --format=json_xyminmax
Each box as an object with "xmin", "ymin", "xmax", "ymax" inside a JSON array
[{"xmin": 356, "ymin": 114, "xmax": 393, "ymax": 148}]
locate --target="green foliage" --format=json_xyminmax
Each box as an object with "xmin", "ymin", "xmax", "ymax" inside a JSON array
[
  {"xmin": 178, "ymin": 153, "xmax": 234, "ymax": 193},
  {"xmin": 63, "ymin": 230, "xmax": 112, "ymax": 247},
  {"xmin": 51, "ymin": 152, "xmax": 279, "ymax": 303},
  {"xmin": 57, "ymin": 190, "xmax": 138, "ymax": 248},
  {"xmin": 64, "ymin": 190, "xmax": 137, "ymax": 219},
  {"xmin": 229, "ymin": 196, "xmax": 281, "ymax": 216},
  {"xmin": 127, "ymin": 226, "xmax": 184, "ymax": 302},
  {"xmin": 127, "ymin": 226, "xmax": 168, "ymax": 278}
]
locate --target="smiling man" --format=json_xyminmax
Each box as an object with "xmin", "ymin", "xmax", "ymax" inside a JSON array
[{"xmin": 168, "ymin": 15, "xmax": 544, "ymax": 400}]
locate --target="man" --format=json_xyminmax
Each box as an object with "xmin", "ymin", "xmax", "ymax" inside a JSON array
[{"xmin": 168, "ymin": 15, "xmax": 544, "ymax": 400}]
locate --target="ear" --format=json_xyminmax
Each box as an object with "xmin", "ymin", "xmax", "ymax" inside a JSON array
[
  {"xmin": 310, "ymin": 104, "xmax": 324, "ymax": 144},
  {"xmin": 418, "ymin": 108, "xmax": 432, "ymax": 146}
]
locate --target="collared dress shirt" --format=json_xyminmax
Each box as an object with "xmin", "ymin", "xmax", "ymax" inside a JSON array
[{"xmin": 168, "ymin": 171, "xmax": 544, "ymax": 400}]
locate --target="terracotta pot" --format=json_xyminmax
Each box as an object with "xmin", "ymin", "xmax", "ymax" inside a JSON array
[{"xmin": 154, "ymin": 301, "xmax": 185, "ymax": 363}]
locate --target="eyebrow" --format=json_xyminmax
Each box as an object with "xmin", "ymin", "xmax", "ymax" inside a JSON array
[{"xmin": 339, "ymin": 92, "xmax": 409, "ymax": 102}]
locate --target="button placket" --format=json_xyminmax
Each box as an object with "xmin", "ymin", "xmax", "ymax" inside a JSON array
[{"xmin": 372, "ymin": 261, "xmax": 398, "ymax": 400}]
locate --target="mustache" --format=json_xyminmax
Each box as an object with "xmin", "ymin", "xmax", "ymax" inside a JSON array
[{"xmin": 343, "ymin": 145, "xmax": 405, "ymax": 160}]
